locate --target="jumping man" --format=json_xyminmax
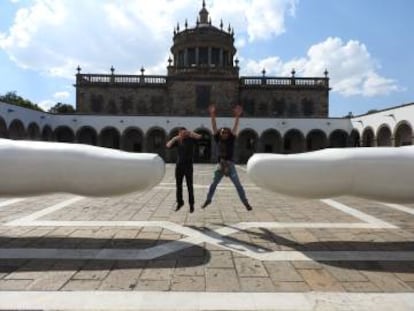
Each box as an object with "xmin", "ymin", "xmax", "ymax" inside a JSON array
[
  {"xmin": 201, "ymin": 104, "xmax": 252, "ymax": 211},
  {"xmin": 166, "ymin": 127, "xmax": 201, "ymax": 213}
]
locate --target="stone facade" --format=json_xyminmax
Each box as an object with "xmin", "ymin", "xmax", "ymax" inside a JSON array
[
  {"xmin": 75, "ymin": 3, "xmax": 329, "ymax": 119},
  {"xmin": 77, "ymin": 83, "xmax": 168, "ymax": 115}
]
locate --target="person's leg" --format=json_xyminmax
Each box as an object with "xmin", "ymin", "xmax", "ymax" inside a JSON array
[
  {"xmin": 202, "ymin": 166, "xmax": 224, "ymax": 208},
  {"xmin": 185, "ymin": 165, "xmax": 195, "ymax": 212},
  {"xmin": 175, "ymin": 165, "xmax": 185, "ymax": 210},
  {"xmin": 228, "ymin": 162, "xmax": 252, "ymax": 210}
]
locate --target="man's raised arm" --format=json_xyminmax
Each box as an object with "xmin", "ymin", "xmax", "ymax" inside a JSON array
[
  {"xmin": 232, "ymin": 105, "xmax": 243, "ymax": 136},
  {"xmin": 208, "ymin": 104, "xmax": 218, "ymax": 134}
]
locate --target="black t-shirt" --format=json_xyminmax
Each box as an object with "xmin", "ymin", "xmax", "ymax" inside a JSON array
[
  {"xmin": 171, "ymin": 137, "xmax": 196, "ymax": 165},
  {"xmin": 214, "ymin": 132, "xmax": 235, "ymax": 161}
]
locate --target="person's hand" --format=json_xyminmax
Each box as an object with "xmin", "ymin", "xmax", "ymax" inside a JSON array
[
  {"xmin": 208, "ymin": 104, "xmax": 216, "ymax": 117},
  {"xmin": 234, "ymin": 105, "xmax": 243, "ymax": 117}
]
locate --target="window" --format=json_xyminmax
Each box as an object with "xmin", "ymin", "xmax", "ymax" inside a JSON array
[
  {"xmin": 212, "ymin": 48, "xmax": 220, "ymax": 66},
  {"xmin": 178, "ymin": 51, "xmax": 185, "ymax": 67},
  {"xmin": 199, "ymin": 47, "xmax": 208, "ymax": 65},
  {"xmin": 196, "ymin": 85, "xmax": 211, "ymax": 110},
  {"xmin": 188, "ymin": 48, "xmax": 196, "ymax": 66}
]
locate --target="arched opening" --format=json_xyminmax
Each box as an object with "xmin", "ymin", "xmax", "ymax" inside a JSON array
[
  {"xmin": 166, "ymin": 128, "xmax": 180, "ymax": 163},
  {"xmin": 394, "ymin": 122, "xmax": 412, "ymax": 146},
  {"xmin": 237, "ymin": 129, "xmax": 258, "ymax": 163},
  {"xmin": 146, "ymin": 127, "xmax": 166, "ymax": 159},
  {"xmin": 122, "ymin": 127, "xmax": 143, "ymax": 152},
  {"xmin": 349, "ymin": 129, "xmax": 360, "ymax": 147},
  {"xmin": 283, "ymin": 129, "xmax": 305, "ymax": 154},
  {"xmin": 306, "ymin": 129, "xmax": 328, "ymax": 151},
  {"xmin": 0, "ymin": 117, "xmax": 8, "ymax": 138},
  {"xmin": 259, "ymin": 129, "xmax": 282, "ymax": 153},
  {"xmin": 77, "ymin": 126, "xmax": 98, "ymax": 145},
  {"xmin": 329, "ymin": 129, "xmax": 348, "ymax": 148},
  {"xmin": 99, "ymin": 127, "xmax": 120, "ymax": 149},
  {"xmin": 362, "ymin": 127, "xmax": 375, "ymax": 147},
  {"xmin": 8, "ymin": 119, "xmax": 26, "ymax": 140},
  {"xmin": 377, "ymin": 125, "xmax": 392, "ymax": 146},
  {"xmin": 55, "ymin": 126, "xmax": 75, "ymax": 143},
  {"xmin": 194, "ymin": 128, "xmax": 212, "ymax": 163},
  {"xmin": 27, "ymin": 123, "xmax": 41, "ymax": 140},
  {"xmin": 42, "ymin": 125, "xmax": 54, "ymax": 141}
]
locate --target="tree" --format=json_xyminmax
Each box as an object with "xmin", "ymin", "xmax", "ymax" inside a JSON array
[
  {"xmin": 0, "ymin": 91, "xmax": 43, "ymax": 111},
  {"xmin": 48, "ymin": 102, "xmax": 75, "ymax": 114}
]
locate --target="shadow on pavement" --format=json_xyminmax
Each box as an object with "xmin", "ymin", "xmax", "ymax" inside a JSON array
[
  {"xmin": 200, "ymin": 224, "xmax": 414, "ymax": 273},
  {"xmin": 0, "ymin": 237, "xmax": 210, "ymax": 272}
]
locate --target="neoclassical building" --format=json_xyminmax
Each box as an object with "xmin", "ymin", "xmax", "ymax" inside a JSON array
[
  {"xmin": 75, "ymin": 2, "xmax": 329, "ymax": 118},
  {"xmin": 1, "ymin": 2, "xmax": 413, "ymax": 163}
]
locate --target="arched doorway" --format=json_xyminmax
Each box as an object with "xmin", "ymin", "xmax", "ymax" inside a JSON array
[
  {"xmin": 55, "ymin": 126, "xmax": 75, "ymax": 143},
  {"xmin": 283, "ymin": 129, "xmax": 305, "ymax": 154},
  {"xmin": 349, "ymin": 129, "xmax": 360, "ymax": 147},
  {"xmin": 122, "ymin": 127, "xmax": 143, "ymax": 152},
  {"xmin": 329, "ymin": 129, "xmax": 348, "ymax": 148},
  {"xmin": 77, "ymin": 126, "xmax": 98, "ymax": 145},
  {"xmin": 99, "ymin": 127, "xmax": 120, "ymax": 149},
  {"xmin": 259, "ymin": 129, "xmax": 282, "ymax": 153},
  {"xmin": 166, "ymin": 128, "xmax": 180, "ymax": 163},
  {"xmin": 8, "ymin": 119, "xmax": 26, "ymax": 140},
  {"xmin": 237, "ymin": 129, "xmax": 258, "ymax": 163},
  {"xmin": 377, "ymin": 125, "xmax": 392, "ymax": 146},
  {"xmin": 146, "ymin": 127, "xmax": 166, "ymax": 159},
  {"xmin": 194, "ymin": 128, "xmax": 212, "ymax": 163},
  {"xmin": 0, "ymin": 117, "xmax": 8, "ymax": 138},
  {"xmin": 42, "ymin": 125, "xmax": 54, "ymax": 141},
  {"xmin": 362, "ymin": 127, "xmax": 375, "ymax": 147},
  {"xmin": 27, "ymin": 123, "xmax": 41, "ymax": 140},
  {"xmin": 394, "ymin": 122, "xmax": 412, "ymax": 146},
  {"xmin": 306, "ymin": 129, "xmax": 327, "ymax": 151}
]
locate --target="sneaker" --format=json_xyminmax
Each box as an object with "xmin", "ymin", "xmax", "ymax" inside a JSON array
[
  {"xmin": 244, "ymin": 202, "xmax": 253, "ymax": 211},
  {"xmin": 175, "ymin": 202, "xmax": 184, "ymax": 211},
  {"xmin": 189, "ymin": 205, "xmax": 194, "ymax": 213},
  {"xmin": 201, "ymin": 200, "xmax": 211, "ymax": 209}
]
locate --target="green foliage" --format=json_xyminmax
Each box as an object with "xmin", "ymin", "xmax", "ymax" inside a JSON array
[
  {"xmin": 0, "ymin": 91, "xmax": 43, "ymax": 112},
  {"xmin": 48, "ymin": 102, "xmax": 75, "ymax": 114}
]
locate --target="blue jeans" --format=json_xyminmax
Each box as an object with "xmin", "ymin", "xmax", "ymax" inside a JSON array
[{"xmin": 206, "ymin": 161, "xmax": 248, "ymax": 204}]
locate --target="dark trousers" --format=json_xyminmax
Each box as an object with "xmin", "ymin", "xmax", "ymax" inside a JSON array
[{"xmin": 175, "ymin": 163, "xmax": 194, "ymax": 206}]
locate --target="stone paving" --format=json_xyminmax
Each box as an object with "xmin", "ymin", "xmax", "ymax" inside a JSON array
[{"xmin": 0, "ymin": 164, "xmax": 414, "ymax": 309}]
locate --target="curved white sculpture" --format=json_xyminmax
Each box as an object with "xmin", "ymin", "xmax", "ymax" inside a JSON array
[
  {"xmin": 0, "ymin": 139, "xmax": 165, "ymax": 197},
  {"xmin": 247, "ymin": 146, "xmax": 414, "ymax": 203}
]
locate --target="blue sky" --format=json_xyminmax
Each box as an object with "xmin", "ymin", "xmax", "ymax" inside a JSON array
[{"xmin": 0, "ymin": 0, "xmax": 413, "ymax": 117}]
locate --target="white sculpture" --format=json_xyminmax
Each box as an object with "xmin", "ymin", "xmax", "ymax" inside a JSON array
[
  {"xmin": 247, "ymin": 146, "xmax": 414, "ymax": 203},
  {"xmin": 0, "ymin": 139, "xmax": 165, "ymax": 197}
]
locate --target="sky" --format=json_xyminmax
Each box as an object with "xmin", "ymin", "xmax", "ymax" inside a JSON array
[{"xmin": 0, "ymin": 0, "xmax": 413, "ymax": 117}]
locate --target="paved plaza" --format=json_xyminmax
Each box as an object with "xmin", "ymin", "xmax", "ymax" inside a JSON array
[{"xmin": 0, "ymin": 164, "xmax": 414, "ymax": 310}]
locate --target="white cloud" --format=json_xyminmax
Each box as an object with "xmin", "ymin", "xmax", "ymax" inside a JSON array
[
  {"xmin": 0, "ymin": 0, "xmax": 295, "ymax": 80},
  {"xmin": 0, "ymin": 0, "xmax": 197, "ymax": 79},
  {"xmin": 0, "ymin": 1, "xmax": 398, "ymax": 99},
  {"xmin": 242, "ymin": 56, "xmax": 284, "ymax": 76},
  {"xmin": 38, "ymin": 99, "xmax": 55, "ymax": 111},
  {"xmin": 235, "ymin": 37, "xmax": 247, "ymax": 49},
  {"xmin": 240, "ymin": 37, "xmax": 399, "ymax": 97},
  {"xmin": 53, "ymin": 91, "xmax": 70, "ymax": 100},
  {"xmin": 38, "ymin": 91, "xmax": 71, "ymax": 111},
  {"xmin": 209, "ymin": 0, "xmax": 297, "ymax": 42},
  {"xmin": 302, "ymin": 37, "xmax": 399, "ymax": 97}
]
